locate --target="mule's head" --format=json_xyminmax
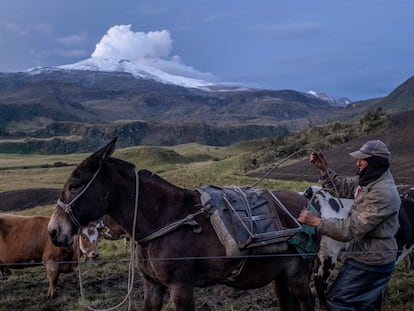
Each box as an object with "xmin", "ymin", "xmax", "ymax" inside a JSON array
[{"xmin": 48, "ymin": 138, "xmax": 117, "ymax": 247}]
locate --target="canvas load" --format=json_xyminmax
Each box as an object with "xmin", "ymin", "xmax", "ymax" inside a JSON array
[{"xmin": 197, "ymin": 185, "xmax": 302, "ymax": 256}]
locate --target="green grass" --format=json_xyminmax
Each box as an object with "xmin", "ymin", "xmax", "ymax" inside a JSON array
[{"xmin": 0, "ymin": 151, "xmax": 91, "ymax": 191}]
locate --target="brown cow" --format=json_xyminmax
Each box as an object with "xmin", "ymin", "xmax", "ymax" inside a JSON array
[
  {"xmin": 0, "ymin": 214, "xmax": 108, "ymax": 298},
  {"xmin": 78, "ymin": 220, "xmax": 110, "ymax": 258}
]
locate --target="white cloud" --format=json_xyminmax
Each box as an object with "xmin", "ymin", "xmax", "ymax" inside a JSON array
[
  {"xmin": 91, "ymin": 24, "xmax": 214, "ymax": 81},
  {"xmin": 92, "ymin": 25, "xmax": 172, "ymax": 60}
]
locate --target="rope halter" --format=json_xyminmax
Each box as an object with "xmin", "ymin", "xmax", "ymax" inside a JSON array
[{"xmin": 56, "ymin": 166, "xmax": 102, "ymax": 229}]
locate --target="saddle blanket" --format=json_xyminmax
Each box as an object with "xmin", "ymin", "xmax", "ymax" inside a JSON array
[{"xmin": 197, "ymin": 185, "xmax": 303, "ymax": 256}]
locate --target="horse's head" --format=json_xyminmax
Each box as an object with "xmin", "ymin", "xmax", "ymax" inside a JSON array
[
  {"xmin": 48, "ymin": 137, "xmax": 117, "ymax": 247},
  {"xmin": 303, "ymin": 185, "xmax": 353, "ymax": 218}
]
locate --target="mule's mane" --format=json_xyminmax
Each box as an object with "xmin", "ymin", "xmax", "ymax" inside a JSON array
[
  {"xmin": 107, "ymin": 157, "xmax": 136, "ymax": 171},
  {"xmin": 138, "ymin": 169, "xmax": 185, "ymax": 190},
  {"xmin": 105, "ymin": 157, "xmax": 186, "ymax": 191}
]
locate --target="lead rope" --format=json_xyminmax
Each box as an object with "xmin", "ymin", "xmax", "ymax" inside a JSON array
[
  {"xmin": 77, "ymin": 169, "xmax": 140, "ymax": 311},
  {"xmin": 252, "ymin": 148, "xmax": 345, "ymax": 209},
  {"xmin": 251, "ymin": 148, "xmax": 313, "ymax": 187}
]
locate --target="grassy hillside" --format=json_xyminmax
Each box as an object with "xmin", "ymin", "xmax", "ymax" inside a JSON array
[
  {"xmin": 242, "ymin": 108, "xmax": 414, "ymax": 186},
  {"xmin": 379, "ymin": 76, "xmax": 414, "ymax": 112},
  {"xmin": 0, "ymin": 141, "xmax": 311, "ymax": 193}
]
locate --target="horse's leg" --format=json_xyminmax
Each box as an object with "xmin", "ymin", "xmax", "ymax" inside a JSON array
[
  {"xmin": 169, "ymin": 282, "xmax": 195, "ymax": 311},
  {"xmin": 143, "ymin": 278, "xmax": 167, "ymax": 311},
  {"xmin": 288, "ymin": 259, "xmax": 315, "ymax": 311},
  {"xmin": 315, "ymin": 237, "xmax": 343, "ymax": 310},
  {"xmin": 273, "ymin": 259, "xmax": 315, "ymax": 311},
  {"xmin": 314, "ymin": 255, "xmax": 332, "ymax": 310},
  {"xmin": 289, "ymin": 275, "xmax": 315, "ymax": 311},
  {"xmin": 272, "ymin": 274, "xmax": 292, "ymax": 311}
]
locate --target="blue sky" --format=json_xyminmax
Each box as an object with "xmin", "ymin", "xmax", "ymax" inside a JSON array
[{"xmin": 0, "ymin": 0, "xmax": 413, "ymax": 101}]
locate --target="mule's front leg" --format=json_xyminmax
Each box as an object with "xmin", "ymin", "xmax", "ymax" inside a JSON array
[
  {"xmin": 143, "ymin": 278, "xmax": 167, "ymax": 311},
  {"xmin": 273, "ymin": 257, "xmax": 315, "ymax": 311},
  {"xmin": 169, "ymin": 282, "xmax": 195, "ymax": 311}
]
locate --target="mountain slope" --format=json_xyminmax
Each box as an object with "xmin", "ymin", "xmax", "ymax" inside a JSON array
[
  {"xmin": 0, "ymin": 120, "xmax": 290, "ymax": 154},
  {"xmin": 0, "ymin": 64, "xmax": 342, "ymax": 132},
  {"xmin": 342, "ymin": 75, "xmax": 414, "ymax": 118},
  {"xmin": 379, "ymin": 76, "xmax": 414, "ymax": 112},
  {"xmin": 256, "ymin": 109, "xmax": 414, "ymax": 185}
]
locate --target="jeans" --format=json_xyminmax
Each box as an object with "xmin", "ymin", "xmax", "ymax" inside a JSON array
[{"xmin": 326, "ymin": 259, "xmax": 395, "ymax": 311}]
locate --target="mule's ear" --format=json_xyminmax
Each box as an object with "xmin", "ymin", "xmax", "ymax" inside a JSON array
[
  {"xmin": 85, "ymin": 137, "xmax": 118, "ymax": 169},
  {"xmin": 93, "ymin": 137, "xmax": 117, "ymax": 162},
  {"xmin": 101, "ymin": 137, "xmax": 117, "ymax": 160}
]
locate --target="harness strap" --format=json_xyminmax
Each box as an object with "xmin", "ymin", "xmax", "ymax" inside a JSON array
[{"xmin": 138, "ymin": 206, "xmax": 212, "ymax": 245}]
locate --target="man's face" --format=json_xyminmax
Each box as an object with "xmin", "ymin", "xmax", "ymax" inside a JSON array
[{"xmin": 356, "ymin": 158, "xmax": 369, "ymax": 172}]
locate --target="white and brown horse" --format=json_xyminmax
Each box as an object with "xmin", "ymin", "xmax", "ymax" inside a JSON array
[
  {"xmin": 304, "ymin": 185, "xmax": 414, "ymax": 309},
  {"xmin": 302, "ymin": 186, "xmax": 353, "ymax": 309}
]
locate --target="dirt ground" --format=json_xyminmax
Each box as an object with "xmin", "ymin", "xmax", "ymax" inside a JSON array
[
  {"xmin": 0, "ymin": 267, "xmax": 279, "ymax": 311},
  {"xmin": 0, "ymin": 188, "xmax": 60, "ymax": 211}
]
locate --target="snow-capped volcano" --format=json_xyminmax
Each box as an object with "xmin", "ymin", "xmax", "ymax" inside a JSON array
[
  {"xmin": 29, "ymin": 57, "xmax": 214, "ymax": 90},
  {"xmin": 25, "ymin": 57, "xmax": 352, "ymax": 98}
]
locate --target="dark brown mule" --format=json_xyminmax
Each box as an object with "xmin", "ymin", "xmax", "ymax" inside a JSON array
[{"xmin": 47, "ymin": 138, "xmax": 315, "ymax": 311}]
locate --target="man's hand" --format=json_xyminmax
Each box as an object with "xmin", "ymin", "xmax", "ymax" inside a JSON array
[
  {"xmin": 298, "ymin": 209, "xmax": 322, "ymax": 227},
  {"xmin": 310, "ymin": 152, "xmax": 328, "ymax": 175}
]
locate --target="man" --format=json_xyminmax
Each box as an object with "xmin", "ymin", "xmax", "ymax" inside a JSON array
[{"xmin": 299, "ymin": 140, "xmax": 400, "ymax": 310}]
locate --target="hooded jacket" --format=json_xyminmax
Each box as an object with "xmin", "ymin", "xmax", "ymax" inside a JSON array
[{"xmin": 318, "ymin": 169, "xmax": 400, "ymax": 265}]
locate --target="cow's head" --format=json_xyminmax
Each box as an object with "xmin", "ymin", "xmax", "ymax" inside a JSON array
[{"xmin": 78, "ymin": 222, "xmax": 110, "ymax": 259}]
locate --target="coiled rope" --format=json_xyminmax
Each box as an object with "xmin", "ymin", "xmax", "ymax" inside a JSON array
[{"xmin": 77, "ymin": 169, "xmax": 140, "ymax": 311}]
